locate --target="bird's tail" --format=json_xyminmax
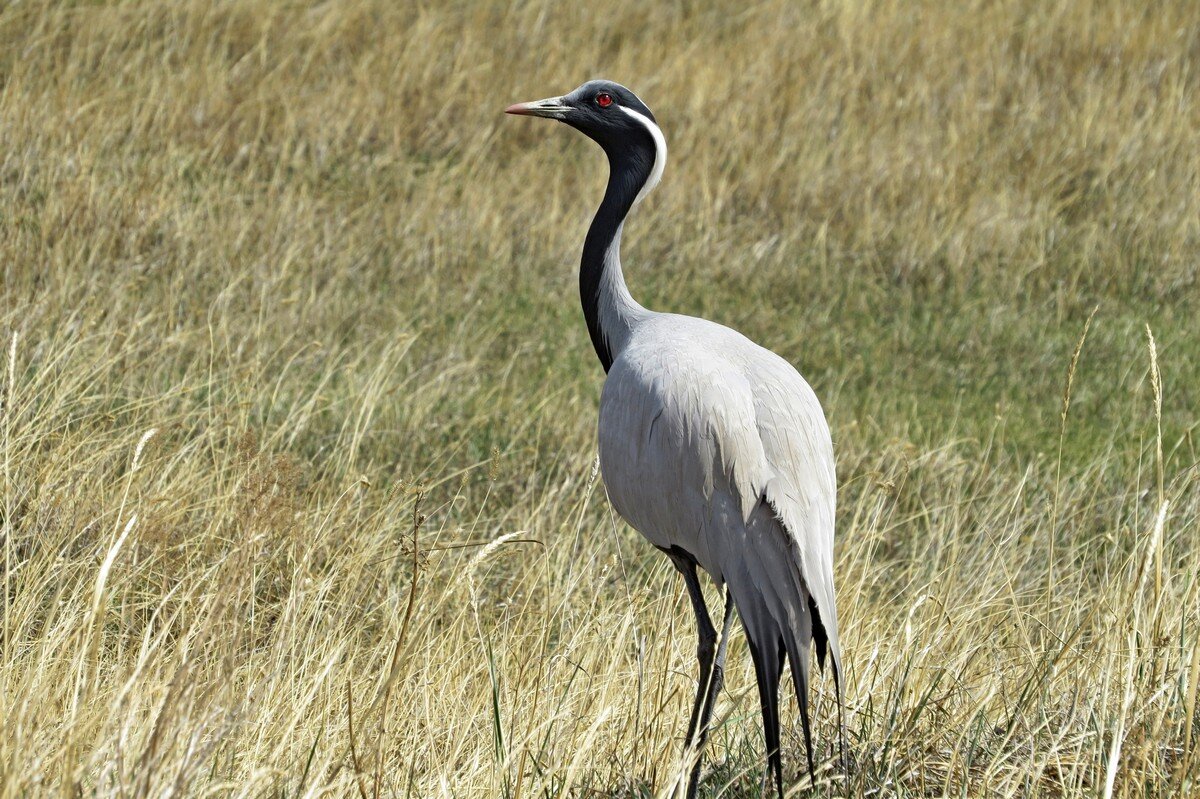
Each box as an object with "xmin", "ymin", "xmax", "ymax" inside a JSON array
[{"xmin": 725, "ymin": 499, "xmax": 842, "ymax": 794}]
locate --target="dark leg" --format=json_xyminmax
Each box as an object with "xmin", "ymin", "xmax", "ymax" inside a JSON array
[
  {"xmin": 685, "ymin": 588, "xmax": 734, "ymax": 799},
  {"xmin": 665, "ymin": 552, "xmax": 720, "ymax": 799}
]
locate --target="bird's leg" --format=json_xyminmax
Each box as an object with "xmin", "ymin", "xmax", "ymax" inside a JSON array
[
  {"xmin": 703, "ymin": 589, "xmax": 735, "ymax": 725},
  {"xmin": 685, "ymin": 588, "xmax": 735, "ymax": 798},
  {"xmin": 667, "ymin": 555, "xmax": 717, "ymax": 799}
]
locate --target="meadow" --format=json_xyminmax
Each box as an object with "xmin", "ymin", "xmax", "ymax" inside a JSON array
[{"xmin": 1, "ymin": 0, "xmax": 1199, "ymax": 796}]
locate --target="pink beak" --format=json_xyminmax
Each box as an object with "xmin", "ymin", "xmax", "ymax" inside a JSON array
[{"xmin": 504, "ymin": 96, "xmax": 570, "ymax": 119}]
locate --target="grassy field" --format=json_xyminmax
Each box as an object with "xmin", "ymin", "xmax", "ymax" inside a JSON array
[{"xmin": 2, "ymin": 0, "xmax": 1199, "ymax": 796}]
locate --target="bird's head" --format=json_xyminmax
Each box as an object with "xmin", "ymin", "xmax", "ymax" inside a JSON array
[
  {"xmin": 506, "ymin": 80, "xmax": 665, "ymax": 201},
  {"xmin": 506, "ymin": 80, "xmax": 658, "ymax": 150}
]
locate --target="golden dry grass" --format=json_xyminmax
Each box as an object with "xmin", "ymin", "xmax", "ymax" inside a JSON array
[{"xmin": 1, "ymin": 0, "xmax": 1199, "ymax": 796}]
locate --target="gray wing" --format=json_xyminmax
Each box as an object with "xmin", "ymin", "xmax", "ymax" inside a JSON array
[{"xmin": 748, "ymin": 348, "xmax": 842, "ymax": 676}]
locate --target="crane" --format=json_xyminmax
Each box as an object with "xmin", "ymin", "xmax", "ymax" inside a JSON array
[{"xmin": 506, "ymin": 80, "xmax": 845, "ymax": 798}]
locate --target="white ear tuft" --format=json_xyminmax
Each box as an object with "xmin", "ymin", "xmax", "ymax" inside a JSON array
[{"xmin": 618, "ymin": 106, "xmax": 667, "ymax": 205}]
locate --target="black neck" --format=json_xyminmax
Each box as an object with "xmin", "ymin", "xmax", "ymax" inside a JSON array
[{"xmin": 580, "ymin": 139, "xmax": 656, "ymax": 372}]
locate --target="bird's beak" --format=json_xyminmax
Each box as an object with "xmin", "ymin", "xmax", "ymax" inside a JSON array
[{"xmin": 505, "ymin": 96, "xmax": 571, "ymax": 120}]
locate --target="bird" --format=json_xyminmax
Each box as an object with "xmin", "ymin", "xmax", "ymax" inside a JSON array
[{"xmin": 506, "ymin": 80, "xmax": 845, "ymax": 798}]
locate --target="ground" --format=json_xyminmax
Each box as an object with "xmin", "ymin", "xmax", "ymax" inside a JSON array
[{"xmin": 1, "ymin": 1, "xmax": 1198, "ymax": 796}]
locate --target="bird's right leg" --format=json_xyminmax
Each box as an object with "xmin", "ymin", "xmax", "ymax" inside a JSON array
[{"xmin": 665, "ymin": 551, "xmax": 718, "ymax": 799}]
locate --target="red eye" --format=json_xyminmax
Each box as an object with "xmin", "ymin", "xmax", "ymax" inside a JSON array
[{"xmin": 596, "ymin": 93, "xmax": 613, "ymax": 108}]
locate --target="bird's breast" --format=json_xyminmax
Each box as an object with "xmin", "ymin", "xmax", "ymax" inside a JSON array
[{"xmin": 596, "ymin": 346, "xmax": 752, "ymax": 577}]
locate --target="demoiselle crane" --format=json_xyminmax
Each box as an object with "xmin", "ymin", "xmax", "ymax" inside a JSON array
[{"xmin": 506, "ymin": 81, "xmax": 845, "ymax": 797}]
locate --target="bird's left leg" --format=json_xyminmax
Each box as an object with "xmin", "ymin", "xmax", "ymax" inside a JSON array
[
  {"xmin": 691, "ymin": 587, "xmax": 734, "ymax": 767},
  {"xmin": 665, "ymin": 552, "xmax": 724, "ymax": 799}
]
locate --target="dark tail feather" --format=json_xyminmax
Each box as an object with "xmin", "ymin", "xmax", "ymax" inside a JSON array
[
  {"xmin": 831, "ymin": 643, "xmax": 847, "ymax": 770},
  {"xmin": 745, "ymin": 517, "xmax": 818, "ymax": 784},
  {"xmin": 746, "ymin": 632, "xmax": 784, "ymax": 798},
  {"xmin": 781, "ymin": 601, "xmax": 816, "ymax": 782},
  {"xmin": 810, "ymin": 596, "xmax": 828, "ymax": 672},
  {"xmin": 731, "ymin": 501, "xmax": 844, "ymax": 792},
  {"xmin": 813, "ymin": 594, "xmax": 849, "ymax": 772}
]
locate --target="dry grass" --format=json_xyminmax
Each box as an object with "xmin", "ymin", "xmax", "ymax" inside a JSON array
[{"xmin": 2, "ymin": 0, "xmax": 1199, "ymax": 796}]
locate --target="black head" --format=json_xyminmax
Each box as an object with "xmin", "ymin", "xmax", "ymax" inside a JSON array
[{"xmin": 506, "ymin": 80, "xmax": 659, "ymax": 154}]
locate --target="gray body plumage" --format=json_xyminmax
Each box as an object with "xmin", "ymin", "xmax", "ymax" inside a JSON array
[{"xmin": 600, "ymin": 312, "xmax": 840, "ymax": 663}]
